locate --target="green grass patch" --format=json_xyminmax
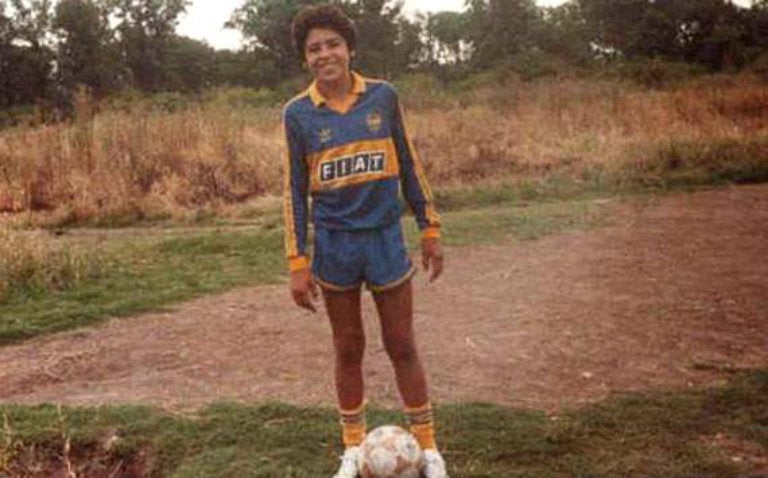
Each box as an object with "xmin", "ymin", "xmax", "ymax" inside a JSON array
[
  {"xmin": 406, "ymin": 198, "xmax": 606, "ymax": 247},
  {"xmin": 1, "ymin": 195, "xmax": 608, "ymax": 345},
  {"xmin": 0, "ymin": 228, "xmax": 285, "ymax": 345},
  {"xmin": 1, "ymin": 370, "xmax": 766, "ymax": 477}
]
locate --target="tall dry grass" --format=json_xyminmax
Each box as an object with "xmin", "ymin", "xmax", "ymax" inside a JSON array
[
  {"xmin": 1, "ymin": 73, "xmax": 767, "ymax": 225},
  {"xmin": 0, "ymin": 90, "xmax": 283, "ymax": 225},
  {"xmin": 409, "ymin": 73, "xmax": 768, "ymax": 185},
  {"xmin": 0, "ymin": 225, "xmax": 106, "ymax": 301}
]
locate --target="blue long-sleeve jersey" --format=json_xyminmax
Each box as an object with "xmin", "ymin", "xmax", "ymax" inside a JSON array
[{"xmin": 283, "ymin": 72, "xmax": 441, "ymax": 270}]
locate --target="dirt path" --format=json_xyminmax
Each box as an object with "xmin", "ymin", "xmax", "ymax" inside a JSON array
[{"xmin": 1, "ymin": 186, "xmax": 767, "ymax": 412}]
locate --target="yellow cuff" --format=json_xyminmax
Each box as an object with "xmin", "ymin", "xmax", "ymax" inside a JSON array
[
  {"xmin": 288, "ymin": 256, "xmax": 309, "ymax": 272},
  {"xmin": 421, "ymin": 227, "xmax": 441, "ymax": 240},
  {"xmin": 404, "ymin": 401, "xmax": 432, "ymax": 413},
  {"xmin": 342, "ymin": 423, "xmax": 367, "ymax": 448},
  {"xmin": 409, "ymin": 423, "xmax": 437, "ymax": 450}
]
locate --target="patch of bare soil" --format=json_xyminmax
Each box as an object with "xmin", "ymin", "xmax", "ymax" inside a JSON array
[{"xmin": 1, "ymin": 185, "xmax": 767, "ymax": 412}]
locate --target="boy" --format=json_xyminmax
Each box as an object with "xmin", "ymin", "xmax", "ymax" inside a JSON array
[{"xmin": 283, "ymin": 5, "xmax": 449, "ymax": 478}]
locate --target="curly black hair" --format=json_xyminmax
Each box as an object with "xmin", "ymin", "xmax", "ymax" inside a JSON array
[{"xmin": 291, "ymin": 4, "xmax": 357, "ymax": 59}]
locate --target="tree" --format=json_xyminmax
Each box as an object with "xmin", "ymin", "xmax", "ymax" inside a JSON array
[
  {"xmin": 0, "ymin": 1, "xmax": 16, "ymax": 107},
  {"xmin": 747, "ymin": 0, "xmax": 768, "ymax": 53},
  {"xmin": 579, "ymin": 0, "xmax": 755, "ymax": 69},
  {"xmin": 465, "ymin": 0, "xmax": 542, "ymax": 69},
  {"xmin": 10, "ymin": 0, "xmax": 53, "ymax": 48},
  {"xmin": 53, "ymin": 0, "xmax": 124, "ymax": 98},
  {"xmin": 0, "ymin": 0, "xmax": 55, "ymax": 109},
  {"xmin": 578, "ymin": 0, "xmax": 653, "ymax": 57},
  {"xmin": 110, "ymin": 0, "xmax": 190, "ymax": 92},
  {"xmin": 676, "ymin": 0, "xmax": 750, "ymax": 69},
  {"xmin": 392, "ymin": 15, "xmax": 423, "ymax": 72},
  {"xmin": 213, "ymin": 49, "xmax": 280, "ymax": 88},
  {"xmin": 343, "ymin": 0, "xmax": 404, "ymax": 76},
  {"xmin": 227, "ymin": 0, "xmax": 324, "ymax": 79},
  {"xmin": 228, "ymin": 0, "xmax": 422, "ymax": 80},
  {"xmin": 164, "ymin": 35, "xmax": 216, "ymax": 92},
  {"xmin": 537, "ymin": 2, "xmax": 593, "ymax": 64},
  {"xmin": 424, "ymin": 10, "xmax": 469, "ymax": 65}
]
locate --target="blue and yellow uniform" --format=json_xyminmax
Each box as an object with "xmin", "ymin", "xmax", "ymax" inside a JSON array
[{"xmin": 283, "ymin": 72, "xmax": 440, "ymax": 291}]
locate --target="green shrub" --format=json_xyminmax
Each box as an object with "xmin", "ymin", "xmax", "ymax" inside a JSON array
[
  {"xmin": 149, "ymin": 91, "xmax": 194, "ymax": 113},
  {"xmin": 208, "ymin": 87, "xmax": 282, "ymax": 110},
  {"xmin": 599, "ymin": 58, "xmax": 707, "ymax": 88},
  {"xmin": 507, "ymin": 50, "xmax": 571, "ymax": 80}
]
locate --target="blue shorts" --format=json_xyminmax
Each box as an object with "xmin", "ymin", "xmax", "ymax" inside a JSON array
[{"xmin": 312, "ymin": 221, "xmax": 416, "ymax": 293}]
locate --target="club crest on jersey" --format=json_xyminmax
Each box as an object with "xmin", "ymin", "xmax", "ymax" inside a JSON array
[
  {"xmin": 320, "ymin": 151, "xmax": 386, "ymax": 183},
  {"xmin": 366, "ymin": 111, "xmax": 383, "ymax": 133},
  {"xmin": 318, "ymin": 128, "xmax": 333, "ymax": 144}
]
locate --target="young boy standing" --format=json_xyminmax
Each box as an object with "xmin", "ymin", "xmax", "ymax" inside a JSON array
[{"xmin": 283, "ymin": 5, "xmax": 449, "ymax": 477}]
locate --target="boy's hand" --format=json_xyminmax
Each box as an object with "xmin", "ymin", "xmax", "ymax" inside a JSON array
[
  {"xmin": 290, "ymin": 267, "xmax": 318, "ymax": 312},
  {"xmin": 421, "ymin": 237, "xmax": 444, "ymax": 283}
]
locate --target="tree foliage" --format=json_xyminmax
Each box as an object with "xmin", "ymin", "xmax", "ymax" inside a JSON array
[
  {"xmin": 538, "ymin": 2, "xmax": 592, "ymax": 63},
  {"xmin": 0, "ymin": 0, "xmax": 54, "ymax": 109},
  {"xmin": 465, "ymin": 0, "xmax": 542, "ymax": 69},
  {"xmin": 424, "ymin": 11, "xmax": 469, "ymax": 65},
  {"xmin": 2, "ymin": 0, "xmax": 768, "ymax": 116},
  {"xmin": 345, "ymin": 0, "xmax": 404, "ymax": 76},
  {"xmin": 579, "ymin": 0, "xmax": 762, "ymax": 69},
  {"xmin": 227, "ymin": 0, "xmax": 322, "ymax": 79},
  {"xmin": 227, "ymin": 0, "xmax": 420, "ymax": 78},
  {"xmin": 54, "ymin": 0, "xmax": 123, "ymax": 97},
  {"xmin": 110, "ymin": 0, "xmax": 191, "ymax": 91}
]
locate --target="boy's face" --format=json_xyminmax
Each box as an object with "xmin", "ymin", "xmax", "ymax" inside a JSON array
[{"xmin": 304, "ymin": 27, "xmax": 352, "ymax": 84}]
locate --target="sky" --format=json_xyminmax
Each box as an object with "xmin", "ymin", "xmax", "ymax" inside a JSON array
[
  {"xmin": 177, "ymin": 0, "xmax": 752, "ymax": 51},
  {"xmin": 176, "ymin": 0, "xmax": 566, "ymax": 51}
]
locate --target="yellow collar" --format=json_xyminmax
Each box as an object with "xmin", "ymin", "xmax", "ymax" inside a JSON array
[{"xmin": 308, "ymin": 71, "xmax": 366, "ymax": 107}]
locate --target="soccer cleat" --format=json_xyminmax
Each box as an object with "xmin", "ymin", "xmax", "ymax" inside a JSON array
[
  {"xmin": 422, "ymin": 449, "xmax": 450, "ymax": 478},
  {"xmin": 332, "ymin": 446, "xmax": 361, "ymax": 478}
]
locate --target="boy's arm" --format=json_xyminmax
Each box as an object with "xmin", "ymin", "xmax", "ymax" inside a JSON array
[
  {"xmin": 283, "ymin": 110, "xmax": 319, "ymax": 310},
  {"xmin": 282, "ymin": 111, "xmax": 310, "ymax": 272},
  {"xmin": 390, "ymin": 89, "xmax": 444, "ymax": 282},
  {"xmin": 390, "ymin": 90, "xmax": 441, "ymax": 240}
]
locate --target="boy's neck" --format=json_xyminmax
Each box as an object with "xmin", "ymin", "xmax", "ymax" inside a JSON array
[{"xmin": 317, "ymin": 72, "xmax": 353, "ymax": 101}]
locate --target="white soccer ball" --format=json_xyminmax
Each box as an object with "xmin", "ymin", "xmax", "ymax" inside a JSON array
[{"xmin": 357, "ymin": 425, "xmax": 424, "ymax": 478}]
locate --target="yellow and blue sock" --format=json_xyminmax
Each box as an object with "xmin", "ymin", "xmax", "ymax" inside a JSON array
[
  {"xmin": 405, "ymin": 401, "xmax": 437, "ymax": 450},
  {"xmin": 340, "ymin": 401, "xmax": 366, "ymax": 448}
]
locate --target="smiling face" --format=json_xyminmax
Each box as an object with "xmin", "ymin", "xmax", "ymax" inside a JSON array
[{"xmin": 304, "ymin": 27, "xmax": 353, "ymax": 85}]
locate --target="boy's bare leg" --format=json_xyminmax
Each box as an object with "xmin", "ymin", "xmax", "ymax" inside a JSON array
[
  {"xmin": 373, "ymin": 280, "xmax": 429, "ymax": 407},
  {"xmin": 322, "ymin": 287, "xmax": 366, "ymax": 410}
]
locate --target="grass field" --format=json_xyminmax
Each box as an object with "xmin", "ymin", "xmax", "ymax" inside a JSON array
[
  {"xmin": 1, "ymin": 184, "xmax": 767, "ymax": 477},
  {"xmin": 1, "ymin": 370, "xmax": 766, "ymax": 477},
  {"xmin": 0, "ymin": 184, "xmax": 607, "ymax": 345},
  {"xmin": 2, "ymin": 72, "xmax": 768, "ymax": 476}
]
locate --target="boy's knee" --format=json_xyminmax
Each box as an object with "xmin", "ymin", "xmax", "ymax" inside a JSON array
[
  {"xmin": 384, "ymin": 336, "xmax": 417, "ymax": 364},
  {"xmin": 335, "ymin": 334, "xmax": 365, "ymax": 365}
]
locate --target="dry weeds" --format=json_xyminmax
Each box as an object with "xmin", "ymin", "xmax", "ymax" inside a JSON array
[
  {"xmin": 1, "ymin": 73, "xmax": 767, "ymax": 224},
  {"xmin": 0, "ymin": 225, "xmax": 105, "ymax": 300}
]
